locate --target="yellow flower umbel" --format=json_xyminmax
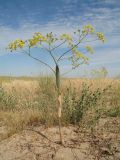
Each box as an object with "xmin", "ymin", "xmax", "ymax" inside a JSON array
[
  {"xmin": 8, "ymin": 39, "xmax": 25, "ymax": 51},
  {"xmin": 60, "ymin": 34, "xmax": 72, "ymax": 41},
  {"xmin": 45, "ymin": 32, "xmax": 57, "ymax": 44},
  {"xmin": 33, "ymin": 32, "xmax": 46, "ymax": 41},
  {"xmin": 28, "ymin": 32, "xmax": 46, "ymax": 47},
  {"xmin": 96, "ymin": 32, "xmax": 105, "ymax": 42},
  {"xmin": 83, "ymin": 24, "xmax": 94, "ymax": 34},
  {"xmin": 86, "ymin": 46, "xmax": 94, "ymax": 54}
]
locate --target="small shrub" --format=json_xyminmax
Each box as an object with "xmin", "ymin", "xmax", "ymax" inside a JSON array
[{"xmin": 63, "ymin": 83, "xmax": 110, "ymax": 124}]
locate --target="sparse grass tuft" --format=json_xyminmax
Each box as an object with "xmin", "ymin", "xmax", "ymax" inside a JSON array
[
  {"xmin": 0, "ymin": 109, "xmax": 41, "ymax": 140},
  {"xmin": 105, "ymin": 107, "xmax": 120, "ymax": 117}
]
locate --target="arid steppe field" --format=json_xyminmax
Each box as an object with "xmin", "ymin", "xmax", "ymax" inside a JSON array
[{"xmin": 0, "ymin": 77, "xmax": 119, "ymax": 160}]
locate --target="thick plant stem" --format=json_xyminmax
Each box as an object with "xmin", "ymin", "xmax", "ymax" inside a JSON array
[
  {"xmin": 56, "ymin": 65, "xmax": 60, "ymax": 93},
  {"xmin": 56, "ymin": 65, "xmax": 63, "ymax": 145}
]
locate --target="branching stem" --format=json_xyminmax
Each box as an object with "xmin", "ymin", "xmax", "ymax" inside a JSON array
[
  {"xmin": 57, "ymin": 34, "xmax": 87, "ymax": 62},
  {"xmin": 21, "ymin": 48, "xmax": 55, "ymax": 74}
]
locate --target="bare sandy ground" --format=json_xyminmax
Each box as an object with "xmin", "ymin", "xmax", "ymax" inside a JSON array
[{"xmin": 0, "ymin": 118, "xmax": 120, "ymax": 160}]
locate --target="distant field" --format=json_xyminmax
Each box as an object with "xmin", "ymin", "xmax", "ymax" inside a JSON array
[{"xmin": 0, "ymin": 76, "xmax": 40, "ymax": 83}]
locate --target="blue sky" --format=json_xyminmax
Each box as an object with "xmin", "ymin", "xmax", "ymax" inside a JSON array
[{"xmin": 0, "ymin": 0, "xmax": 120, "ymax": 77}]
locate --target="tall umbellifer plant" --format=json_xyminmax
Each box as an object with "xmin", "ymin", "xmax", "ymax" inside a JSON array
[{"xmin": 7, "ymin": 24, "xmax": 105, "ymax": 144}]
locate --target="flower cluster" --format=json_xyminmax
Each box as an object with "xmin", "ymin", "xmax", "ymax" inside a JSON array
[
  {"xmin": 69, "ymin": 47, "xmax": 89, "ymax": 67},
  {"xmin": 7, "ymin": 24, "xmax": 105, "ymax": 69},
  {"xmin": 96, "ymin": 32, "xmax": 105, "ymax": 42},
  {"xmin": 46, "ymin": 32, "xmax": 57, "ymax": 44},
  {"xmin": 8, "ymin": 39, "xmax": 25, "ymax": 51},
  {"xmin": 86, "ymin": 46, "xmax": 94, "ymax": 54},
  {"xmin": 28, "ymin": 32, "xmax": 46, "ymax": 47},
  {"xmin": 60, "ymin": 34, "xmax": 72, "ymax": 41},
  {"xmin": 83, "ymin": 24, "xmax": 94, "ymax": 34}
]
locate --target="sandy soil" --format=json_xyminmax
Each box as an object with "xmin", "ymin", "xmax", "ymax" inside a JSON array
[{"xmin": 0, "ymin": 118, "xmax": 120, "ymax": 160}]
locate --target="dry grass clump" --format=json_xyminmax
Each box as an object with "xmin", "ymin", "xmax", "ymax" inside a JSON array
[{"xmin": 0, "ymin": 109, "xmax": 41, "ymax": 140}]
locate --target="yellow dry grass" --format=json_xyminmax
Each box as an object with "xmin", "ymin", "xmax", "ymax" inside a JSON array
[
  {"xmin": 1, "ymin": 78, "xmax": 120, "ymax": 93},
  {"xmin": 0, "ymin": 109, "xmax": 41, "ymax": 140},
  {"xmin": 0, "ymin": 77, "xmax": 120, "ymax": 140},
  {"xmin": 63, "ymin": 78, "xmax": 120, "ymax": 89}
]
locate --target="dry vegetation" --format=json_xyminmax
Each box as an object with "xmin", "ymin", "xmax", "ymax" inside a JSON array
[{"xmin": 0, "ymin": 77, "xmax": 120, "ymax": 160}]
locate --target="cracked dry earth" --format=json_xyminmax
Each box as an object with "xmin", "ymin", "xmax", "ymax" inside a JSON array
[{"xmin": 0, "ymin": 118, "xmax": 120, "ymax": 160}]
